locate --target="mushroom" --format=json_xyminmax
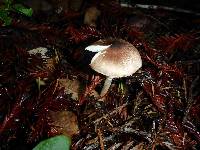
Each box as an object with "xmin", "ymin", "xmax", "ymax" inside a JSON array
[
  {"xmin": 85, "ymin": 38, "xmax": 142, "ymax": 99},
  {"xmin": 84, "ymin": 6, "xmax": 100, "ymax": 27}
]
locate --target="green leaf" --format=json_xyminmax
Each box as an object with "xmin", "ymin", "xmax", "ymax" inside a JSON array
[
  {"xmin": 4, "ymin": 0, "xmax": 13, "ymax": 9},
  {"xmin": 13, "ymin": 4, "xmax": 33, "ymax": 17},
  {"xmin": 33, "ymin": 135, "xmax": 71, "ymax": 150},
  {"xmin": 0, "ymin": 9, "xmax": 12, "ymax": 25}
]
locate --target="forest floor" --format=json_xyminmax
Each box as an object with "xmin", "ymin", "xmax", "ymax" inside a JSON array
[{"xmin": 0, "ymin": 1, "xmax": 200, "ymax": 149}]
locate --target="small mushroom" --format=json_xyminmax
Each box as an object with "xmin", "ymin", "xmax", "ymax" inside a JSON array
[
  {"xmin": 84, "ymin": 6, "xmax": 100, "ymax": 27},
  {"xmin": 85, "ymin": 39, "xmax": 142, "ymax": 99}
]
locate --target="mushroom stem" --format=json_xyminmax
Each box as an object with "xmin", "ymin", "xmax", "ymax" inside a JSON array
[{"xmin": 100, "ymin": 77, "xmax": 113, "ymax": 97}]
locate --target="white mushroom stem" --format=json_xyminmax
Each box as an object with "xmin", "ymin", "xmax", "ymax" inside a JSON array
[{"xmin": 100, "ymin": 77, "xmax": 113, "ymax": 97}]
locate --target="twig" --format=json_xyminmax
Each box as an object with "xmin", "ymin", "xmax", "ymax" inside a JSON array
[
  {"xmin": 97, "ymin": 128, "xmax": 105, "ymax": 150},
  {"xmin": 120, "ymin": 3, "xmax": 200, "ymax": 16},
  {"xmin": 93, "ymin": 103, "xmax": 128, "ymax": 125},
  {"xmin": 135, "ymin": 4, "xmax": 200, "ymax": 15}
]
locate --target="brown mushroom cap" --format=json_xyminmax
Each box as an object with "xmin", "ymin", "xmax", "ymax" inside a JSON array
[{"xmin": 90, "ymin": 39, "xmax": 142, "ymax": 78}]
